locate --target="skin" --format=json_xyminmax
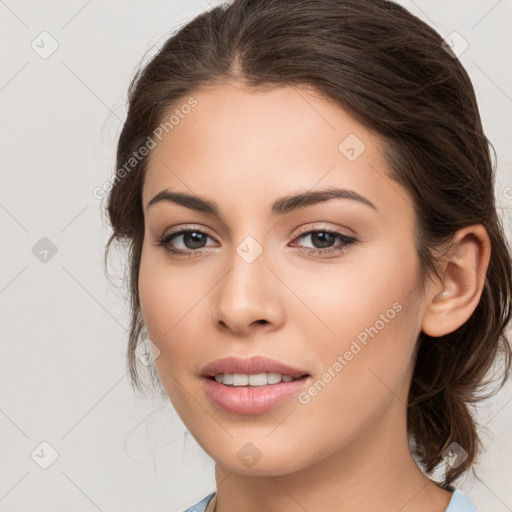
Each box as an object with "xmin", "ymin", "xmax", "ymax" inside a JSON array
[{"xmin": 138, "ymin": 82, "xmax": 491, "ymax": 512}]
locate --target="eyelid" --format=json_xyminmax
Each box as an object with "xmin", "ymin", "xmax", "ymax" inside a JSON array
[
  {"xmin": 294, "ymin": 222, "xmax": 355, "ymax": 238},
  {"xmin": 163, "ymin": 223, "xmax": 218, "ymax": 240}
]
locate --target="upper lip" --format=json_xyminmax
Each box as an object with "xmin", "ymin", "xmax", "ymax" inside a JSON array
[{"xmin": 201, "ymin": 356, "xmax": 309, "ymax": 379}]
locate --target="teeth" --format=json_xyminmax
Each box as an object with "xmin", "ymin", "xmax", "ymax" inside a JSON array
[
  {"xmin": 213, "ymin": 372, "xmax": 297, "ymax": 386},
  {"xmin": 233, "ymin": 374, "xmax": 249, "ymax": 386}
]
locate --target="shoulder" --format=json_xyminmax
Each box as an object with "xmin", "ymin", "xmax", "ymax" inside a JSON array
[
  {"xmin": 445, "ymin": 489, "xmax": 479, "ymax": 512},
  {"xmin": 181, "ymin": 492, "xmax": 216, "ymax": 512}
]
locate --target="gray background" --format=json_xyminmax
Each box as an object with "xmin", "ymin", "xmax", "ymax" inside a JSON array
[{"xmin": 1, "ymin": 1, "xmax": 511, "ymax": 511}]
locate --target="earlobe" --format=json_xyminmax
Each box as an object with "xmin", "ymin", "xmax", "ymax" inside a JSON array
[{"xmin": 421, "ymin": 225, "xmax": 491, "ymax": 337}]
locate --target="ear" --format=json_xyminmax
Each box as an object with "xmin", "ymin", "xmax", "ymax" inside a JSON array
[{"xmin": 421, "ymin": 224, "xmax": 491, "ymax": 337}]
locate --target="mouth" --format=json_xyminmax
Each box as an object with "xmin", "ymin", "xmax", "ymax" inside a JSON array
[{"xmin": 200, "ymin": 356, "xmax": 311, "ymax": 414}]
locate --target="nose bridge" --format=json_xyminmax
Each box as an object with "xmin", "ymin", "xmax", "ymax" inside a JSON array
[
  {"xmin": 224, "ymin": 233, "xmax": 270, "ymax": 304},
  {"xmin": 214, "ymin": 231, "xmax": 282, "ymax": 331}
]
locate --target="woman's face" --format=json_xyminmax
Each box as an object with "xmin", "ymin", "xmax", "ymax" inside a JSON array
[{"xmin": 139, "ymin": 82, "xmax": 429, "ymax": 475}]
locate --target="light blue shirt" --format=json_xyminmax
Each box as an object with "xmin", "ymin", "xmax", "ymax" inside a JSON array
[
  {"xmin": 445, "ymin": 490, "xmax": 479, "ymax": 512},
  {"xmin": 182, "ymin": 489, "xmax": 479, "ymax": 511}
]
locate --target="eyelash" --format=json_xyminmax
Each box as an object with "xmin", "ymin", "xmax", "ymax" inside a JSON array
[{"xmin": 154, "ymin": 225, "xmax": 358, "ymax": 259}]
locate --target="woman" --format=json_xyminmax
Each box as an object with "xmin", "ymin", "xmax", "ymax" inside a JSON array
[{"xmin": 104, "ymin": 0, "xmax": 512, "ymax": 510}]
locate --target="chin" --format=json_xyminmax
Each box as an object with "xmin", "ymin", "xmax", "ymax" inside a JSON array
[{"xmin": 210, "ymin": 445, "xmax": 315, "ymax": 477}]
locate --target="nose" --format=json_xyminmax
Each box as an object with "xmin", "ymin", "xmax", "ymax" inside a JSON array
[{"xmin": 213, "ymin": 244, "xmax": 285, "ymax": 336}]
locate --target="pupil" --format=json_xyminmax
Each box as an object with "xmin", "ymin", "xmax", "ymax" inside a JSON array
[
  {"xmin": 185, "ymin": 232, "xmax": 205, "ymax": 249},
  {"xmin": 312, "ymin": 232, "xmax": 334, "ymax": 249}
]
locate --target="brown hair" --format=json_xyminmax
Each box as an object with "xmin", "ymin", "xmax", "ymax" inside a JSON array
[{"xmin": 104, "ymin": 0, "xmax": 512, "ymax": 486}]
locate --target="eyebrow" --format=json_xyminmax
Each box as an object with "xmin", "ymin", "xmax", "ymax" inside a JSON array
[{"xmin": 146, "ymin": 186, "xmax": 378, "ymax": 216}]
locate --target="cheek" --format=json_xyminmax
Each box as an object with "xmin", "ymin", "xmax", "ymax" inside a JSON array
[
  {"xmin": 138, "ymin": 256, "xmax": 192, "ymax": 407},
  {"xmin": 292, "ymin": 292, "xmax": 420, "ymax": 457},
  {"xmin": 138, "ymin": 246, "xmax": 211, "ymax": 379},
  {"xmin": 139, "ymin": 239, "xmax": 193, "ymax": 335},
  {"xmin": 138, "ymin": 256, "xmax": 169, "ymax": 341},
  {"xmin": 138, "ymin": 247, "xmax": 186, "ymax": 362}
]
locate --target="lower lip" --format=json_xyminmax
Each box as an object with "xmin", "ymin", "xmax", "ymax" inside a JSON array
[{"xmin": 203, "ymin": 376, "xmax": 310, "ymax": 415}]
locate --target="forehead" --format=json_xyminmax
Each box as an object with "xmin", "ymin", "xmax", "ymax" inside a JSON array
[{"xmin": 142, "ymin": 83, "xmax": 412, "ymax": 221}]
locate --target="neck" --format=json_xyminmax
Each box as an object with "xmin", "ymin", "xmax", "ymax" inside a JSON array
[{"xmin": 212, "ymin": 400, "xmax": 452, "ymax": 512}]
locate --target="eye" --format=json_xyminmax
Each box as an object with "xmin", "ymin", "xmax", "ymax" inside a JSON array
[
  {"xmin": 290, "ymin": 227, "xmax": 357, "ymax": 258},
  {"xmin": 154, "ymin": 227, "xmax": 217, "ymax": 259},
  {"xmin": 154, "ymin": 226, "xmax": 358, "ymax": 259}
]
